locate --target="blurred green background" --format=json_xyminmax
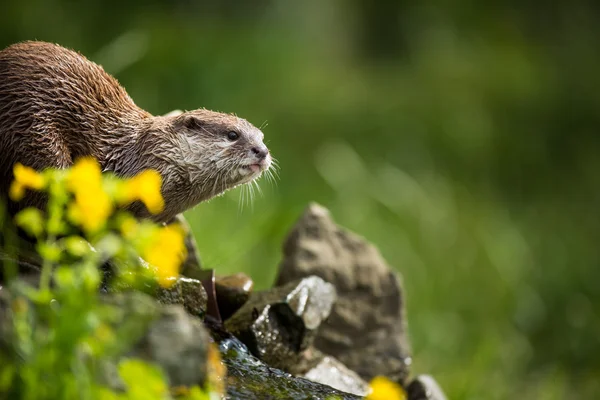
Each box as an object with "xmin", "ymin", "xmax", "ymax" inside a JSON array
[{"xmin": 2, "ymin": 1, "xmax": 599, "ymax": 398}]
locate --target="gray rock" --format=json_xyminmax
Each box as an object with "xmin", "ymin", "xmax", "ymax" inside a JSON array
[
  {"xmin": 155, "ymin": 276, "xmax": 208, "ymax": 318},
  {"xmin": 302, "ymin": 351, "xmax": 370, "ymax": 397},
  {"xmin": 98, "ymin": 290, "xmax": 162, "ymax": 380},
  {"xmin": 276, "ymin": 203, "xmax": 412, "ymax": 384},
  {"xmin": 408, "ymin": 375, "xmax": 447, "ymax": 400},
  {"xmin": 225, "ymin": 275, "xmax": 336, "ymax": 371},
  {"xmin": 130, "ymin": 304, "xmax": 211, "ymax": 387}
]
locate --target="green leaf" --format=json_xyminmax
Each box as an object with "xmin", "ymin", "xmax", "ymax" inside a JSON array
[
  {"xmin": 54, "ymin": 266, "xmax": 76, "ymax": 289},
  {"xmin": 0, "ymin": 365, "xmax": 15, "ymax": 390},
  {"xmin": 81, "ymin": 263, "xmax": 101, "ymax": 292},
  {"xmin": 95, "ymin": 233, "xmax": 123, "ymax": 259},
  {"xmin": 37, "ymin": 242, "xmax": 62, "ymax": 263},
  {"xmin": 64, "ymin": 236, "xmax": 92, "ymax": 257},
  {"xmin": 118, "ymin": 359, "xmax": 168, "ymax": 399},
  {"xmin": 14, "ymin": 207, "xmax": 45, "ymax": 238}
]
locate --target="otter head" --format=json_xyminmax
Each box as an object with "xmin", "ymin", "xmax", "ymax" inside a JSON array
[{"xmin": 136, "ymin": 108, "xmax": 272, "ymax": 221}]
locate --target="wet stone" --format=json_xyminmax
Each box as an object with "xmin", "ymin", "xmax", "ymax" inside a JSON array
[
  {"xmin": 302, "ymin": 350, "xmax": 370, "ymax": 397},
  {"xmin": 224, "ymin": 275, "xmax": 336, "ymax": 372},
  {"xmin": 215, "ymin": 272, "xmax": 254, "ymax": 321},
  {"xmin": 218, "ymin": 337, "xmax": 362, "ymax": 400},
  {"xmin": 155, "ymin": 276, "xmax": 208, "ymax": 318},
  {"xmin": 276, "ymin": 203, "xmax": 412, "ymax": 384},
  {"xmin": 408, "ymin": 375, "xmax": 448, "ymax": 400}
]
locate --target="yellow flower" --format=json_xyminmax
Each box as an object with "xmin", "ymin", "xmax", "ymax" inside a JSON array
[
  {"xmin": 9, "ymin": 182, "xmax": 25, "ymax": 201},
  {"xmin": 66, "ymin": 157, "xmax": 102, "ymax": 193},
  {"xmin": 69, "ymin": 187, "xmax": 113, "ymax": 233},
  {"xmin": 143, "ymin": 224, "xmax": 186, "ymax": 288},
  {"xmin": 120, "ymin": 170, "xmax": 165, "ymax": 215},
  {"xmin": 366, "ymin": 376, "xmax": 407, "ymax": 400},
  {"xmin": 65, "ymin": 158, "xmax": 113, "ymax": 233},
  {"xmin": 9, "ymin": 163, "xmax": 45, "ymax": 201},
  {"xmin": 119, "ymin": 215, "xmax": 139, "ymax": 240},
  {"xmin": 14, "ymin": 163, "xmax": 45, "ymax": 189}
]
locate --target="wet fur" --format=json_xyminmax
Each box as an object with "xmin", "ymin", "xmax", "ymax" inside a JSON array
[{"xmin": 0, "ymin": 41, "xmax": 271, "ymax": 222}]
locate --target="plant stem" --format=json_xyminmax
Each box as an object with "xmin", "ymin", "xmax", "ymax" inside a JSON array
[{"xmin": 40, "ymin": 175, "xmax": 65, "ymax": 293}]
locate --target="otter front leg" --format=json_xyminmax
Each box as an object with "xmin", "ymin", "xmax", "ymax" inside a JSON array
[{"xmin": 165, "ymin": 213, "xmax": 204, "ymax": 280}]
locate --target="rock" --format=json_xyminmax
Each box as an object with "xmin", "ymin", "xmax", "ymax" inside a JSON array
[
  {"xmin": 218, "ymin": 336, "xmax": 362, "ymax": 400},
  {"xmin": 215, "ymin": 272, "xmax": 254, "ymax": 321},
  {"xmin": 155, "ymin": 276, "xmax": 208, "ymax": 318},
  {"xmin": 100, "ymin": 292, "xmax": 214, "ymax": 390},
  {"xmin": 224, "ymin": 275, "xmax": 336, "ymax": 371},
  {"xmin": 276, "ymin": 203, "xmax": 411, "ymax": 384},
  {"xmin": 302, "ymin": 351, "xmax": 370, "ymax": 397},
  {"xmin": 102, "ymin": 290, "xmax": 160, "ymax": 331},
  {"xmin": 129, "ymin": 304, "xmax": 212, "ymax": 388},
  {"xmin": 408, "ymin": 375, "xmax": 447, "ymax": 400}
]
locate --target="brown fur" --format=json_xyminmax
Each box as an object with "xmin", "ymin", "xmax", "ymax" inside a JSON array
[{"xmin": 0, "ymin": 41, "xmax": 271, "ymax": 222}]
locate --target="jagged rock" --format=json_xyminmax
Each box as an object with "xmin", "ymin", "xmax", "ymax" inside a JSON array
[
  {"xmin": 276, "ymin": 203, "xmax": 412, "ymax": 384},
  {"xmin": 408, "ymin": 375, "xmax": 447, "ymax": 400},
  {"xmin": 224, "ymin": 275, "xmax": 336, "ymax": 371},
  {"xmin": 129, "ymin": 304, "xmax": 212, "ymax": 387},
  {"xmin": 155, "ymin": 276, "xmax": 208, "ymax": 318},
  {"xmin": 302, "ymin": 350, "xmax": 370, "ymax": 397},
  {"xmin": 218, "ymin": 336, "xmax": 362, "ymax": 400},
  {"xmin": 215, "ymin": 272, "xmax": 254, "ymax": 321}
]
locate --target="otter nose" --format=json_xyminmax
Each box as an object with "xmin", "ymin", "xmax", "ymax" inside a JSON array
[{"xmin": 251, "ymin": 145, "xmax": 269, "ymax": 160}]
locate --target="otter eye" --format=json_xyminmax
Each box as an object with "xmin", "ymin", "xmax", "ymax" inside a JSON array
[{"xmin": 227, "ymin": 131, "xmax": 239, "ymax": 141}]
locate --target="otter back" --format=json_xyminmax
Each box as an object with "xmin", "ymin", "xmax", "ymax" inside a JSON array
[{"xmin": 0, "ymin": 41, "xmax": 149, "ymax": 202}]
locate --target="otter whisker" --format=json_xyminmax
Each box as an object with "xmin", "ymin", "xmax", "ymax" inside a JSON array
[
  {"xmin": 265, "ymin": 168, "xmax": 278, "ymax": 186},
  {"xmin": 268, "ymin": 162, "xmax": 280, "ymax": 180},
  {"xmin": 247, "ymin": 181, "xmax": 256, "ymax": 210},
  {"xmin": 244, "ymin": 183, "xmax": 252, "ymax": 209},
  {"xmin": 247, "ymin": 183, "xmax": 255, "ymax": 210},
  {"xmin": 253, "ymin": 179, "xmax": 263, "ymax": 198},
  {"xmin": 238, "ymin": 184, "xmax": 246, "ymax": 213}
]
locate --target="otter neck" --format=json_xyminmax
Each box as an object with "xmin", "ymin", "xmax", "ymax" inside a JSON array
[
  {"xmin": 100, "ymin": 114, "xmax": 157, "ymax": 177},
  {"xmin": 101, "ymin": 115, "xmax": 187, "ymax": 223}
]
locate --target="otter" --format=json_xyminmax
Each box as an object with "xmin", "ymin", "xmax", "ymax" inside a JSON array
[{"xmin": 0, "ymin": 40, "xmax": 272, "ymax": 223}]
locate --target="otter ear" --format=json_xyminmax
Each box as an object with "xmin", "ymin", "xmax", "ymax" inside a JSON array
[{"xmin": 179, "ymin": 115, "xmax": 203, "ymax": 130}]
